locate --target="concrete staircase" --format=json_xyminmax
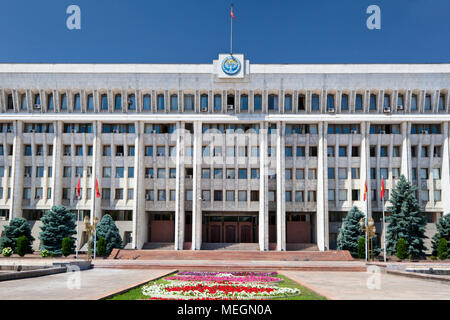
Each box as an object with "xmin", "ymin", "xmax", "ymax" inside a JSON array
[{"xmin": 109, "ymin": 248, "xmax": 354, "ymax": 262}]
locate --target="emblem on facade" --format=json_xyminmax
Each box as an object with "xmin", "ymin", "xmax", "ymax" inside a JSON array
[{"xmin": 221, "ymin": 55, "xmax": 241, "ymax": 76}]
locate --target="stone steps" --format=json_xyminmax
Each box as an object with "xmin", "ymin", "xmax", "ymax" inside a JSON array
[{"xmin": 109, "ymin": 249, "xmax": 353, "ymax": 262}]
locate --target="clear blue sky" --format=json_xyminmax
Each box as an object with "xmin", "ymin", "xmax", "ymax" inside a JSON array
[{"xmin": 0, "ymin": 0, "xmax": 448, "ymax": 63}]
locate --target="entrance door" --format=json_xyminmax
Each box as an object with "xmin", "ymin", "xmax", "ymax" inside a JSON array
[
  {"xmin": 240, "ymin": 225, "xmax": 252, "ymax": 243},
  {"xmin": 210, "ymin": 225, "xmax": 221, "ymax": 242},
  {"xmin": 225, "ymin": 225, "xmax": 236, "ymax": 242}
]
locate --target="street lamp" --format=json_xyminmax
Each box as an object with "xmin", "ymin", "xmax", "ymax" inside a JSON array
[
  {"xmin": 360, "ymin": 217, "xmax": 376, "ymax": 261},
  {"xmin": 83, "ymin": 216, "xmax": 98, "ymax": 261}
]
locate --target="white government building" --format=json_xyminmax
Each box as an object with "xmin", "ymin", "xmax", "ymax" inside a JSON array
[{"xmin": 0, "ymin": 54, "xmax": 449, "ymax": 252}]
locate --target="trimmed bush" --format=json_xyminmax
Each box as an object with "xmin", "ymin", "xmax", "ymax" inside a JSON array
[
  {"xmin": 16, "ymin": 236, "xmax": 29, "ymax": 257},
  {"xmin": 62, "ymin": 237, "xmax": 73, "ymax": 257},
  {"xmin": 96, "ymin": 237, "xmax": 107, "ymax": 257},
  {"xmin": 357, "ymin": 237, "xmax": 366, "ymax": 259},
  {"xmin": 396, "ymin": 238, "xmax": 407, "ymax": 260},
  {"xmin": 438, "ymin": 238, "xmax": 448, "ymax": 260},
  {"xmin": 40, "ymin": 249, "xmax": 49, "ymax": 258},
  {"xmin": 2, "ymin": 247, "xmax": 13, "ymax": 257}
]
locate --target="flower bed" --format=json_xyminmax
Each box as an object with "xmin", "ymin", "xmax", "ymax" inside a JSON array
[{"xmin": 141, "ymin": 272, "xmax": 300, "ymax": 300}]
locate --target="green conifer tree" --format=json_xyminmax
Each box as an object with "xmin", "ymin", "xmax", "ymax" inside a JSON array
[
  {"xmin": 39, "ymin": 205, "xmax": 76, "ymax": 256},
  {"xmin": 93, "ymin": 214, "xmax": 123, "ymax": 256},
  {"xmin": 386, "ymin": 175, "xmax": 427, "ymax": 258},
  {"xmin": 337, "ymin": 206, "xmax": 365, "ymax": 257},
  {"xmin": 0, "ymin": 217, "xmax": 34, "ymax": 253},
  {"xmin": 432, "ymin": 214, "xmax": 450, "ymax": 256}
]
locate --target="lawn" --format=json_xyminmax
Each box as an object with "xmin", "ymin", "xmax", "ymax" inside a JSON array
[{"xmin": 107, "ymin": 271, "xmax": 326, "ymax": 300}]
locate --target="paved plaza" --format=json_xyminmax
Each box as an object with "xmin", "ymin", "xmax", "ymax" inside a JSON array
[
  {"xmin": 0, "ymin": 268, "xmax": 174, "ymax": 300},
  {"xmin": 282, "ymin": 270, "xmax": 450, "ymax": 300}
]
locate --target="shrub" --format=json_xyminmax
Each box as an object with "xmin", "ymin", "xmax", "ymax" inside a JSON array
[
  {"xmin": 357, "ymin": 237, "xmax": 366, "ymax": 259},
  {"xmin": 16, "ymin": 236, "xmax": 29, "ymax": 257},
  {"xmin": 96, "ymin": 237, "xmax": 107, "ymax": 257},
  {"xmin": 430, "ymin": 255, "xmax": 436, "ymax": 261},
  {"xmin": 0, "ymin": 217, "xmax": 34, "ymax": 253},
  {"xmin": 40, "ymin": 249, "xmax": 49, "ymax": 258},
  {"xmin": 2, "ymin": 247, "xmax": 13, "ymax": 257},
  {"xmin": 61, "ymin": 237, "xmax": 73, "ymax": 257},
  {"xmin": 396, "ymin": 238, "xmax": 407, "ymax": 260},
  {"xmin": 438, "ymin": 238, "xmax": 448, "ymax": 260}
]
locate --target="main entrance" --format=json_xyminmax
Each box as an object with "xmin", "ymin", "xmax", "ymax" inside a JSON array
[{"xmin": 204, "ymin": 214, "xmax": 258, "ymax": 243}]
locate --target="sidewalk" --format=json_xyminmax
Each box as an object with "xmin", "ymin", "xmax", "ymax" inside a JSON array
[
  {"xmin": 0, "ymin": 268, "xmax": 174, "ymax": 300},
  {"xmin": 282, "ymin": 270, "xmax": 450, "ymax": 300}
]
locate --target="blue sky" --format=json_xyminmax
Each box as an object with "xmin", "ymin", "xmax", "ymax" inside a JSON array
[{"xmin": 0, "ymin": 0, "xmax": 448, "ymax": 63}]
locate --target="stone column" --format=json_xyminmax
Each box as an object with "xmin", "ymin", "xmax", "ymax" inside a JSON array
[
  {"xmin": 316, "ymin": 122, "xmax": 327, "ymax": 251},
  {"xmin": 52, "ymin": 121, "xmax": 63, "ymax": 206},
  {"xmin": 442, "ymin": 122, "xmax": 450, "ymax": 216},
  {"xmin": 174, "ymin": 121, "xmax": 185, "ymax": 250},
  {"xmin": 259, "ymin": 122, "xmax": 269, "ymax": 251},
  {"xmin": 192, "ymin": 121, "xmax": 202, "ymax": 250},
  {"xmin": 400, "ymin": 122, "xmax": 410, "ymax": 180},
  {"xmin": 11, "ymin": 120, "xmax": 24, "ymax": 219},
  {"xmin": 276, "ymin": 121, "xmax": 286, "ymax": 251},
  {"xmin": 360, "ymin": 122, "xmax": 370, "ymax": 220},
  {"xmin": 133, "ymin": 121, "xmax": 145, "ymax": 249},
  {"xmin": 90, "ymin": 121, "xmax": 102, "ymax": 221}
]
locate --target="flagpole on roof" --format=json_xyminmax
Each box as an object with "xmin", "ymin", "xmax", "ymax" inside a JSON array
[{"xmin": 230, "ymin": 4, "xmax": 233, "ymax": 55}]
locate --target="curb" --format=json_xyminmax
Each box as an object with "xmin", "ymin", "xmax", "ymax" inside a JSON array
[
  {"xmin": 386, "ymin": 269, "xmax": 450, "ymax": 284},
  {"xmin": 278, "ymin": 271, "xmax": 339, "ymax": 300},
  {"xmin": 92, "ymin": 269, "xmax": 177, "ymax": 300},
  {"xmin": 0, "ymin": 267, "xmax": 67, "ymax": 282}
]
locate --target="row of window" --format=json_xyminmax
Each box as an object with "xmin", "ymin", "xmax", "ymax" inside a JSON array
[
  {"xmin": 5, "ymin": 185, "xmax": 443, "ymax": 203},
  {"xmin": 5, "ymin": 91, "xmax": 447, "ymax": 113},
  {"xmin": 0, "ymin": 122, "xmax": 444, "ymax": 135},
  {"xmin": 4, "ymin": 164, "xmax": 439, "ymax": 182}
]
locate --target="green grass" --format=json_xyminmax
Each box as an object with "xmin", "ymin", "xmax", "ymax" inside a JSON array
[{"xmin": 107, "ymin": 272, "xmax": 326, "ymax": 300}]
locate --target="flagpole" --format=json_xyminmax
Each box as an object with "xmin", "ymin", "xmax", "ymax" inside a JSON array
[
  {"xmin": 230, "ymin": 4, "xmax": 233, "ymax": 54},
  {"xmin": 366, "ymin": 190, "xmax": 368, "ymax": 261},
  {"xmin": 75, "ymin": 176, "xmax": 80, "ymax": 259},
  {"xmin": 383, "ymin": 196, "xmax": 386, "ymax": 262}
]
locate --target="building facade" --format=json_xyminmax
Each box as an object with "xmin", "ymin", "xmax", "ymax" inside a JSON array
[{"xmin": 0, "ymin": 54, "xmax": 449, "ymax": 252}]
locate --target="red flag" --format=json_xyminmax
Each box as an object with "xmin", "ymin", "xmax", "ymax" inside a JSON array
[
  {"xmin": 76, "ymin": 178, "xmax": 81, "ymax": 199},
  {"xmin": 231, "ymin": 6, "xmax": 236, "ymax": 19},
  {"xmin": 95, "ymin": 178, "xmax": 101, "ymax": 198},
  {"xmin": 380, "ymin": 177, "xmax": 385, "ymax": 200},
  {"xmin": 363, "ymin": 180, "xmax": 368, "ymax": 201}
]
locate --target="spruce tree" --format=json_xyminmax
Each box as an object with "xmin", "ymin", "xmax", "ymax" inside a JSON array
[
  {"xmin": 386, "ymin": 175, "xmax": 427, "ymax": 258},
  {"xmin": 0, "ymin": 217, "xmax": 34, "ymax": 253},
  {"xmin": 39, "ymin": 205, "xmax": 76, "ymax": 256},
  {"xmin": 93, "ymin": 214, "xmax": 123, "ymax": 256},
  {"xmin": 337, "ymin": 206, "xmax": 365, "ymax": 257},
  {"xmin": 432, "ymin": 214, "xmax": 450, "ymax": 256}
]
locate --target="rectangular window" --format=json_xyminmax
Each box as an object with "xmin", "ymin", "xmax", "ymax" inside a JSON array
[
  {"xmin": 311, "ymin": 94, "xmax": 319, "ymax": 111},
  {"xmin": 328, "ymin": 190, "xmax": 335, "ymax": 201},
  {"xmin": 103, "ymin": 167, "xmax": 111, "ymax": 178},
  {"xmin": 128, "ymin": 167, "xmax": 134, "ymax": 178},
  {"xmin": 143, "ymin": 94, "xmax": 151, "ymax": 111},
  {"xmin": 284, "ymin": 95, "xmax": 292, "ymax": 111},
  {"xmin": 202, "ymin": 168, "xmax": 210, "ymax": 179},
  {"xmin": 295, "ymin": 191, "xmax": 304, "ymax": 202},
  {"xmin": 238, "ymin": 169, "xmax": 247, "ymax": 179},
  {"xmin": 226, "ymin": 191, "xmax": 235, "ymax": 201},
  {"xmin": 254, "ymin": 94, "xmax": 262, "ymax": 111},
  {"xmin": 355, "ymin": 94, "xmax": 363, "ymax": 110},
  {"xmin": 268, "ymin": 95, "xmax": 278, "ymax": 110},
  {"xmin": 251, "ymin": 168, "xmax": 260, "ymax": 179},
  {"xmin": 184, "ymin": 94, "xmax": 194, "ymax": 111},
  {"xmin": 338, "ymin": 168, "xmax": 347, "ymax": 180},
  {"xmin": 116, "ymin": 167, "xmax": 124, "ymax": 178},
  {"xmin": 296, "ymin": 146, "xmax": 305, "ymax": 157},
  {"xmin": 328, "ymin": 168, "xmax": 335, "ymax": 179},
  {"xmin": 214, "ymin": 94, "xmax": 221, "ymax": 112},
  {"xmin": 341, "ymin": 94, "xmax": 349, "ymax": 110}
]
